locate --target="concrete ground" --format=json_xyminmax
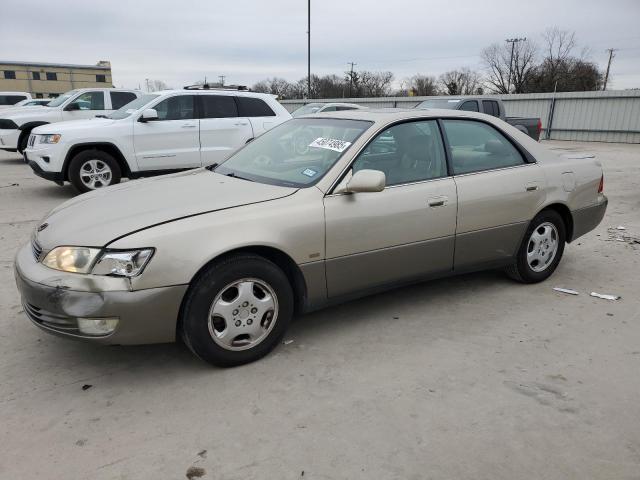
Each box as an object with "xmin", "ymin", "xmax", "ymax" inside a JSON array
[{"xmin": 0, "ymin": 142, "xmax": 639, "ymax": 480}]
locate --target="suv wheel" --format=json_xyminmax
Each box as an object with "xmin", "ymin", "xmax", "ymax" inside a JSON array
[
  {"xmin": 181, "ymin": 254, "xmax": 294, "ymax": 367},
  {"xmin": 68, "ymin": 150, "xmax": 121, "ymax": 193},
  {"xmin": 506, "ymin": 209, "xmax": 566, "ymax": 283}
]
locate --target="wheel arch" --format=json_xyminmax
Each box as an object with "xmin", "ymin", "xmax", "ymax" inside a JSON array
[
  {"xmin": 536, "ymin": 203, "xmax": 574, "ymax": 242},
  {"xmin": 17, "ymin": 121, "xmax": 49, "ymax": 151},
  {"xmin": 177, "ymin": 245, "xmax": 309, "ymax": 337},
  {"xmin": 63, "ymin": 142, "xmax": 131, "ymax": 181}
]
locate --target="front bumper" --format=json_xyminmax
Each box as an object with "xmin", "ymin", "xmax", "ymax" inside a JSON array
[
  {"xmin": 14, "ymin": 243, "xmax": 188, "ymax": 345},
  {"xmin": 571, "ymin": 194, "xmax": 608, "ymax": 241},
  {"xmin": 26, "ymin": 158, "xmax": 65, "ymax": 183}
]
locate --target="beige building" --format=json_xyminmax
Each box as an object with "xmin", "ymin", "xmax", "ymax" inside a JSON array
[{"xmin": 0, "ymin": 60, "xmax": 113, "ymax": 98}]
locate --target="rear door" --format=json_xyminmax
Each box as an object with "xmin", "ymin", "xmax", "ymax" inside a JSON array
[
  {"xmin": 441, "ymin": 119, "xmax": 545, "ymax": 269},
  {"xmin": 61, "ymin": 91, "xmax": 108, "ymax": 120},
  {"xmin": 133, "ymin": 94, "xmax": 201, "ymax": 170},
  {"xmin": 198, "ymin": 94, "xmax": 252, "ymax": 166},
  {"xmin": 237, "ymin": 96, "xmax": 279, "ymax": 137}
]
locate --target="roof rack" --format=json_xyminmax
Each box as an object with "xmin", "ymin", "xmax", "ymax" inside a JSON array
[{"xmin": 183, "ymin": 83, "xmax": 249, "ymax": 91}]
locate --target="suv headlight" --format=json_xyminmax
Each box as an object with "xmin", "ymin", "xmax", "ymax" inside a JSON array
[
  {"xmin": 39, "ymin": 134, "xmax": 61, "ymax": 144},
  {"xmin": 42, "ymin": 247, "xmax": 153, "ymax": 277}
]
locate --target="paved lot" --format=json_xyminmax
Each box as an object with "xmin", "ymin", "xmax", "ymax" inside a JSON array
[{"xmin": 1, "ymin": 142, "xmax": 639, "ymax": 479}]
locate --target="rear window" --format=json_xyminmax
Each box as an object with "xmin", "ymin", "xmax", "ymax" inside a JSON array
[
  {"xmin": 0, "ymin": 95, "xmax": 27, "ymax": 106},
  {"xmin": 237, "ymin": 96, "xmax": 276, "ymax": 117},
  {"xmin": 201, "ymin": 95, "xmax": 238, "ymax": 118}
]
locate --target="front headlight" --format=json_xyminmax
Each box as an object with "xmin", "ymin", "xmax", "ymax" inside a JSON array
[
  {"xmin": 42, "ymin": 246, "xmax": 101, "ymax": 273},
  {"xmin": 41, "ymin": 247, "xmax": 153, "ymax": 277},
  {"xmin": 39, "ymin": 134, "xmax": 61, "ymax": 144},
  {"xmin": 91, "ymin": 249, "xmax": 154, "ymax": 277}
]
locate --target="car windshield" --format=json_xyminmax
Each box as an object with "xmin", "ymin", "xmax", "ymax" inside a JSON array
[
  {"xmin": 291, "ymin": 103, "xmax": 324, "ymax": 117},
  {"xmin": 107, "ymin": 94, "xmax": 160, "ymax": 119},
  {"xmin": 215, "ymin": 118, "xmax": 372, "ymax": 188},
  {"xmin": 416, "ymin": 99, "xmax": 462, "ymax": 109},
  {"xmin": 46, "ymin": 91, "xmax": 78, "ymax": 107}
]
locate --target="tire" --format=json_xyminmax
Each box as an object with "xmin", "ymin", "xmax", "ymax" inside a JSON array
[
  {"xmin": 506, "ymin": 209, "xmax": 566, "ymax": 283},
  {"xmin": 68, "ymin": 150, "xmax": 121, "ymax": 193},
  {"xmin": 181, "ymin": 254, "xmax": 294, "ymax": 367}
]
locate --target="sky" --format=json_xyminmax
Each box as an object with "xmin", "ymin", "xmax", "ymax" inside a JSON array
[{"xmin": 2, "ymin": 0, "xmax": 640, "ymax": 91}]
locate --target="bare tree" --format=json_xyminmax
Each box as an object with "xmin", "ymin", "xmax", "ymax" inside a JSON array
[
  {"xmin": 439, "ymin": 68, "xmax": 482, "ymax": 95},
  {"xmin": 359, "ymin": 71, "xmax": 394, "ymax": 97},
  {"xmin": 251, "ymin": 77, "xmax": 295, "ymax": 98},
  {"xmin": 406, "ymin": 74, "xmax": 440, "ymax": 96},
  {"xmin": 481, "ymin": 40, "xmax": 537, "ymax": 93},
  {"xmin": 148, "ymin": 79, "xmax": 169, "ymax": 91}
]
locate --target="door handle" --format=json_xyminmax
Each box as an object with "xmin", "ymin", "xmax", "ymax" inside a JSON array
[
  {"xmin": 234, "ymin": 122, "xmax": 248, "ymax": 126},
  {"xmin": 181, "ymin": 124, "xmax": 197, "ymax": 128},
  {"xmin": 428, "ymin": 196, "xmax": 448, "ymax": 207},
  {"xmin": 526, "ymin": 184, "xmax": 539, "ymax": 191}
]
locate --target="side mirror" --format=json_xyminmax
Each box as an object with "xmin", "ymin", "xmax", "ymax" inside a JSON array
[
  {"xmin": 335, "ymin": 169, "xmax": 386, "ymax": 194},
  {"xmin": 65, "ymin": 102, "xmax": 81, "ymax": 111},
  {"xmin": 139, "ymin": 108, "xmax": 159, "ymax": 122}
]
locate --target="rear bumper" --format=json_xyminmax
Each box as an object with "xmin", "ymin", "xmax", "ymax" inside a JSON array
[
  {"xmin": 571, "ymin": 195, "xmax": 608, "ymax": 241},
  {"xmin": 14, "ymin": 243, "xmax": 188, "ymax": 345}
]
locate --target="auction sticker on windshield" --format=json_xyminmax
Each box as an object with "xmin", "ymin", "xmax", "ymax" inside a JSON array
[{"xmin": 309, "ymin": 137, "xmax": 351, "ymax": 153}]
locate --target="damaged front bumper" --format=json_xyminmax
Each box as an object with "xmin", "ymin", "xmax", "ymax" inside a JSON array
[{"xmin": 14, "ymin": 243, "xmax": 188, "ymax": 345}]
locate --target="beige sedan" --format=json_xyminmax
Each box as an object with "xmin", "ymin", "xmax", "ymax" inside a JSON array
[{"xmin": 15, "ymin": 109, "xmax": 607, "ymax": 366}]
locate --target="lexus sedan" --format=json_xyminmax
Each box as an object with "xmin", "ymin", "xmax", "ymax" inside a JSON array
[{"xmin": 15, "ymin": 109, "xmax": 607, "ymax": 366}]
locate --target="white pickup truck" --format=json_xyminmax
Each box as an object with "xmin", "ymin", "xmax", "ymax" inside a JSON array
[
  {"xmin": 23, "ymin": 89, "xmax": 291, "ymax": 192},
  {"xmin": 0, "ymin": 88, "xmax": 141, "ymax": 153}
]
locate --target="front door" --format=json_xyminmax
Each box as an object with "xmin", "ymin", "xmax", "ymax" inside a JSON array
[
  {"xmin": 133, "ymin": 94, "xmax": 201, "ymax": 171},
  {"xmin": 324, "ymin": 120, "xmax": 457, "ymax": 298}
]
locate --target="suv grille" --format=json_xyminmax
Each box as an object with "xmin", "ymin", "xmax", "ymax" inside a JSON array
[
  {"xmin": 31, "ymin": 239, "xmax": 43, "ymax": 262},
  {"xmin": 28, "ymin": 134, "xmax": 36, "ymax": 148}
]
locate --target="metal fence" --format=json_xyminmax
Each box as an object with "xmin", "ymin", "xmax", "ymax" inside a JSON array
[{"xmin": 281, "ymin": 90, "xmax": 640, "ymax": 143}]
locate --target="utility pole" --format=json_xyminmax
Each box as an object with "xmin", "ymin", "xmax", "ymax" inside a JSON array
[
  {"xmin": 347, "ymin": 62, "xmax": 357, "ymax": 98},
  {"xmin": 603, "ymin": 48, "xmax": 617, "ymax": 91},
  {"xmin": 219, "ymin": 75, "xmax": 225, "ymax": 86},
  {"xmin": 145, "ymin": 78, "xmax": 150, "ymax": 92},
  {"xmin": 307, "ymin": 0, "xmax": 311, "ymax": 99},
  {"xmin": 505, "ymin": 37, "xmax": 526, "ymax": 94}
]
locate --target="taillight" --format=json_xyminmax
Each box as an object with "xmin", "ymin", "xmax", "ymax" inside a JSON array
[
  {"xmin": 536, "ymin": 119, "xmax": 542, "ymax": 135},
  {"xmin": 598, "ymin": 174, "xmax": 604, "ymax": 193}
]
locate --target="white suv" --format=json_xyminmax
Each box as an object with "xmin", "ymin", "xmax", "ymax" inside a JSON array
[
  {"xmin": 23, "ymin": 89, "xmax": 291, "ymax": 192},
  {"xmin": 0, "ymin": 88, "xmax": 141, "ymax": 153}
]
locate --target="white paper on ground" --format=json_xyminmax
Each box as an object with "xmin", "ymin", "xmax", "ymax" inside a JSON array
[
  {"xmin": 590, "ymin": 292, "xmax": 621, "ymax": 301},
  {"xmin": 554, "ymin": 287, "xmax": 580, "ymax": 296}
]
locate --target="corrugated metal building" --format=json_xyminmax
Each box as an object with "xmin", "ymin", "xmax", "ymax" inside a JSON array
[{"xmin": 281, "ymin": 90, "xmax": 640, "ymax": 143}]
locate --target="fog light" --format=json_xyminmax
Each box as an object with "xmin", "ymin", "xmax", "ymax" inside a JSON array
[{"xmin": 77, "ymin": 317, "xmax": 119, "ymax": 336}]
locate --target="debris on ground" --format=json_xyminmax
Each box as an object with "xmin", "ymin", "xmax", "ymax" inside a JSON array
[
  {"xmin": 197, "ymin": 450, "xmax": 207, "ymax": 458},
  {"xmin": 590, "ymin": 292, "xmax": 621, "ymax": 301},
  {"xmin": 606, "ymin": 227, "xmax": 640, "ymax": 246},
  {"xmin": 553, "ymin": 287, "xmax": 579, "ymax": 296},
  {"xmin": 0, "ymin": 183, "xmax": 19, "ymax": 188},
  {"xmin": 616, "ymin": 226, "xmax": 626, "ymax": 230},
  {"xmin": 82, "ymin": 384, "xmax": 93, "ymax": 391},
  {"xmin": 283, "ymin": 339, "xmax": 294, "ymax": 345},
  {"xmin": 186, "ymin": 466, "xmax": 206, "ymax": 479}
]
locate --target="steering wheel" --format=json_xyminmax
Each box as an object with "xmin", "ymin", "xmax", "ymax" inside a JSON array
[{"xmin": 252, "ymin": 154, "xmax": 274, "ymax": 168}]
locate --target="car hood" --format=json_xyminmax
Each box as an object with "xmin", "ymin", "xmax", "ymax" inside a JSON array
[
  {"xmin": 1, "ymin": 107, "xmax": 62, "ymax": 124},
  {"xmin": 35, "ymin": 169, "xmax": 297, "ymax": 248},
  {"xmin": 33, "ymin": 117, "xmax": 117, "ymax": 134}
]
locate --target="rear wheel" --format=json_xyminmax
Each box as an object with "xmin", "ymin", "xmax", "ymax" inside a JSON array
[
  {"xmin": 181, "ymin": 254, "xmax": 294, "ymax": 367},
  {"xmin": 68, "ymin": 150, "xmax": 121, "ymax": 193},
  {"xmin": 506, "ymin": 210, "xmax": 566, "ymax": 283}
]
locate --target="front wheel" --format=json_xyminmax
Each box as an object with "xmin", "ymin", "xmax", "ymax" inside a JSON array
[
  {"xmin": 181, "ymin": 254, "xmax": 294, "ymax": 367},
  {"xmin": 68, "ymin": 150, "xmax": 121, "ymax": 193},
  {"xmin": 506, "ymin": 210, "xmax": 566, "ymax": 283}
]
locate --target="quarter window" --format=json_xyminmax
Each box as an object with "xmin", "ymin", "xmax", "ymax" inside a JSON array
[
  {"xmin": 110, "ymin": 91, "xmax": 137, "ymax": 109},
  {"xmin": 200, "ymin": 95, "xmax": 238, "ymax": 118},
  {"xmin": 73, "ymin": 91, "xmax": 105, "ymax": 110},
  {"xmin": 237, "ymin": 96, "xmax": 276, "ymax": 117},
  {"xmin": 46, "ymin": 72, "xmax": 57, "ymax": 81},
  {"xmin": 442, "ymin": 120, "xmax": 525, "ymax": 175},
  {"xmin": 352, "ymin": 120, "xmax": 448, "ymax": 186},
  {"xmin": 153, "ymin": 95, "xmax": 195, "ymax": 120},
  {"xmin": 459, "ymin": 100, "xmax": 479, "ymax": 112},
  {"xmin": 4, "ymin": 70, "xmax": 16, "ymax": 79}
]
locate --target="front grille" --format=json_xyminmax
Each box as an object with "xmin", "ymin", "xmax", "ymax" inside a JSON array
[
  {"xmin": 28, "ymin": 134, "xmax": 36, "ymax": 147},
  {"xmin": 23, "ymin": 302, "xmax": 79, "ymax": 332},
  {"xmin": 31, "ymin": 239, "xmax": 43, "ymax": 262}
]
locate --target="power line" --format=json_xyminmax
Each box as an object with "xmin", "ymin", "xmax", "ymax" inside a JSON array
[
  {"xmin": 347, "ymin": 61, "xmax": 357, "ymax": 97},
  {"xmin": 603, "ymin": 48, "xmax": 617, "ymax": 91}
]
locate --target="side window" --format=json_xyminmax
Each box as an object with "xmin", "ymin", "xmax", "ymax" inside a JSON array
[
  {"xmin": 442, "ymin": 120, "xmax": 525, "ymax": 175},
  {"xmin": 321, "ymin": 106, "xmax": 337, "ymax": 112},
  {"xmin": 110, "ymin": 92, "xmax": 137, "ymax": 109},
  {"xmin": 336, "ymin": 106, "xmax": 357, "ymax": 111},
  {"xmin": 237, "ymin": 96, "xmax": 276, "ymax": 117},
  {"xmin": 0, "ymin": 95, "xmax": 27, "ymax": 105},
  {"xmin": 482, "ymin": 100, "xmax": 501, "ymax": 117},
  {"xmin": 352, "ymin": 120, "xmax": 447, "ymax": 186},
  {"xmin": 4, "ymin": 71, "xmax": 16, "ymax": 79},
  {"xmin": 459, "ymin": 101, "xmax": 479, "ymax": 112},
  {"xmin": 32, "ymin": 72, "xmax": 41, "ymax": 80},
  {"xmin": 46, "ymin": 72, "xmax": 57, "ymax": 81},
  {"xmin": 153, "ymin": 95, "xmax": 195, "ymax": 121},
  {"xmin": 201, "ymin": 95, "xmax": 238, "ymax": 118},
  {"xmin": 74, "ymin": 91, "xmax": 105, "ymax": 110}
]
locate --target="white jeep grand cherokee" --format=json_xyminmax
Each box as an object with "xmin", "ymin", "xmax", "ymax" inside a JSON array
[
  {"xmin": 0, "ymin": 88, "xmax": 141, "ymax": 153},
  {"xmin": 24, "ymin": 89, "xmax": 291, "ymax": 192}
]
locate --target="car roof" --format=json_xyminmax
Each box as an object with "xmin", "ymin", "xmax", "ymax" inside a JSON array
[
  {"xmin": 302, "ymin": 107, "xmax": 502, "ymax": 124},
  {"xmin": 154, "ymin": 89, "xmax": 276, "ymax": 98}
]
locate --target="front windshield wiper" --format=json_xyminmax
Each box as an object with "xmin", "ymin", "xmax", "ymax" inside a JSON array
[
  {"xmin": 224, "ymin": 171, "xmax": 254, "ymax": 182},
  {"xmin": 205, "ymin": 163, "xmax": 218, "ymax": 171},
  {"xmin": 95, "ymin": 114, "xmax": 108, "ymax": 119}
]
